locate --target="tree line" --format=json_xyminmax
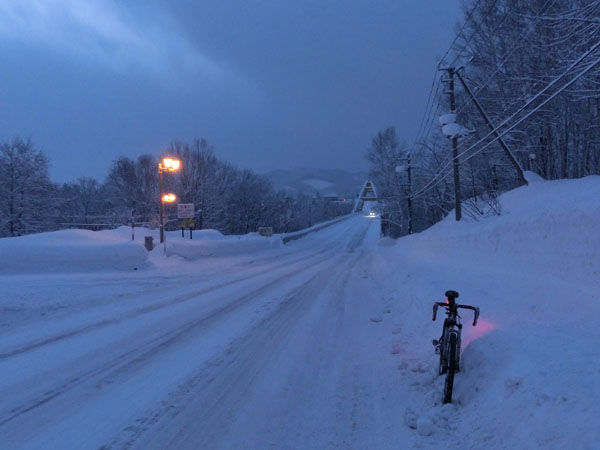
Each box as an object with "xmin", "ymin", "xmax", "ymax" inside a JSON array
[
  {"xmin": 0, "ymin": 137, "xmax": 351, "ymax": 238},
  {"xmin": 367, "ymin": 0, "xmax": 600, "ymax": 238}
]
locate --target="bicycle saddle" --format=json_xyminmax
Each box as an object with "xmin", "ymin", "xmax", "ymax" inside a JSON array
[{"xmin": 445, "ymin": 290, "xmax": 459, "ymax": 300}]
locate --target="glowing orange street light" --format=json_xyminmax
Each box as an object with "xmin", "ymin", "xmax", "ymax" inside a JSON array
[
  {"xmin": 161, "ymin": 158, "xmax": 180, "ymax": 171},
  {"xmin": 158, "ymin": 157, "xmax": 181, "ymax": 245},
  {"xmin": 162, "ymin": 193, "xmax": 177, "ymax": 203}
]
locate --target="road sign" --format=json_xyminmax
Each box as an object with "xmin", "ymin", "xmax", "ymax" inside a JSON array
[
  {"xmin": 178, "ymin": 218, "xmax": 195, "ymax": 228},
  {"xmin": 177, "ymin": 203, "xmax": 194, "ymax": 219}
]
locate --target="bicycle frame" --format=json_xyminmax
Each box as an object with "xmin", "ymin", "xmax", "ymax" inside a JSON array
[{"xmin": 432, "ymin": 290, "xmax": 480, "ymax": 403}]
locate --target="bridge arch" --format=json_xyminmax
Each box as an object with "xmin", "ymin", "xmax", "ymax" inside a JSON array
[{"xmin": 353, "ymin": 180, "xmax": 378, "ymax": 213}]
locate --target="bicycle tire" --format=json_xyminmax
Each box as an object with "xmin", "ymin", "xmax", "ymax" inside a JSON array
[
  {"xmin": 443, "ymin": 333, "xmax": 457, "ymax": 404},
  {"xmin": 438, "ymin": 338, "xmax": 446, "ymax": 375},
  {"xmin": 439, "ymin": 328, "xmax": 448, "ymax": 375}
]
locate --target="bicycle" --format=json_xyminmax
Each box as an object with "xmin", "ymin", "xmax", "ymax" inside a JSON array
[{"xmin": 432, "ymin": 290, "xmax": 480, "ymax": 403}]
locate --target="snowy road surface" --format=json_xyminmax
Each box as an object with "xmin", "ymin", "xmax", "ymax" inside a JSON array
[
  {"xmin": 2, "ymin": 176, "xmax": 600, "ymax": 450},
  {"xmin": 1, "ymin": 215, "xmax": 405, "ymax": 449}
]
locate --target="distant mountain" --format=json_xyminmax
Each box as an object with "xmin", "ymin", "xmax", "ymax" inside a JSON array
[{"xmin": 263, "ymin": 168, "xmax": 367, "ymax": 198}]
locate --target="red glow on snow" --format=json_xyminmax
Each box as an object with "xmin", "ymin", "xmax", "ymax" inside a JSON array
[{"xmin": 462, "ymin": 318, "xmax": 498, "ymax": 346}]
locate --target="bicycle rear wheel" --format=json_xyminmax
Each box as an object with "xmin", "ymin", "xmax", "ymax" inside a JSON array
[{"xmin": 443, "ymin": 333, "xmax": 457, "ymax": 404}]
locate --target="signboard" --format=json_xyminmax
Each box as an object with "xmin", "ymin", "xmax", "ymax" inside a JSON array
[
  {"xmin": 178, "ymin": 218, "xmax": 195, "ymax": 228},
  {"xmin": 177, "ymin": 203, "xmax": 194, "ymax": 219}
]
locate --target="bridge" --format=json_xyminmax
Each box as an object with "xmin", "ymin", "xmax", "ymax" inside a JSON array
[{"xmin": 353, "ymin": 180, "xmax": 378, "ymax": 213}]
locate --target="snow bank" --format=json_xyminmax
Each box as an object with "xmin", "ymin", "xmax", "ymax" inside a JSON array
[
  {"xmin": 0, "ymin": 228, "xmax": 148, "ymax": 274},
  {"xmin": 404, "ymin": 175, "xmax": 600, "ymax": 282},
  {"xmin": 165, "ymin": 230, "xmax": 283, "ymax": 259},
  {"xmin": 378, "ymin": 175, "xmax": 600, "ymax": 450},
  {"xmin": 0, "ymin": 226, "xmax": 287, "ymax": 273}
]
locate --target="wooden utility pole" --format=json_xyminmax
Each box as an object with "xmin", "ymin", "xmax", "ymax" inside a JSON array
[
  {"xmin": 442, "ymin": 67, "xmax": 462, "ymax": 221},
  {"xmin": 406, "ymin": 153, "xmax": 413, "ymax": 234}
]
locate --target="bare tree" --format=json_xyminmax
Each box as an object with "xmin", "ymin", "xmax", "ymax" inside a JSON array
[
  {"xmin": 0, "ymin": 138, "xmax": 56, "ymax": 237},
  {"xmin": 366, "ymin": 127, "xmax": 409, "ymax": 236}
]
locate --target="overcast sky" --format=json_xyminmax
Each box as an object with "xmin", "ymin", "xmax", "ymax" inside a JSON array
[{"xmin": 0, "ymin": 0, "xmax": 462, "ymax": 182}]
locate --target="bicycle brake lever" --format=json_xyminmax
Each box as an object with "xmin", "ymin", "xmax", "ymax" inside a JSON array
[
  {"xmin": 473, "ymin": 307, "xmax": 480, "ymax": 326},
  {"xmin": 432, "ymin": 303, "xmax": 438, "ymax": 321}
]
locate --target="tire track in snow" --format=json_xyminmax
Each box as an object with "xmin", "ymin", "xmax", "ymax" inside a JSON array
[
  {"xmin": 105, "ymin": 220, "xmax": 375, "ymax": 449},
  {"xmin": 0, "ymin": 246, "xmax": 335, "ymax": 360},
  {"xmin": 0, "ymin": 238, "xmax": 350, "ymax": 432}
]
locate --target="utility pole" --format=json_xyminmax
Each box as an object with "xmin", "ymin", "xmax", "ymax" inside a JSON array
[
  {"xmin": 406, "ymin": 153, "xmax": 413, "ymax": 234},
  {"xmin": 442, "ymin": 67, "xmax": 462, "ymax": 221}
]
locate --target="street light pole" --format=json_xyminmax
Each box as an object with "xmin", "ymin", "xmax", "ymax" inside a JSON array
[
  {"xmin": 161, "ymin": 193, "xmax": 177, "ymax": 253},
  {"xmin": 157, "ymin": 157, "xmax": 181, "ymax": 248},
  {"xmin": 159, "ymin": 168, "xmax": 165, "ymax": 243}
]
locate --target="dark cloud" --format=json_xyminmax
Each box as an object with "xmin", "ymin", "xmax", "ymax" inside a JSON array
[{"xmin": 0, "ymin": 0, "xmax": 461, "ymax": 182}]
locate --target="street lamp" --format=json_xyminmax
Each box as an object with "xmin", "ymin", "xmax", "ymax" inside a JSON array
[
  {"xmin": 162, "ymin": 158, "xmax": 180, "ymax": 171},
  {"xmin": 161, "ymin": 193, "xmax": 177, "ymax": 253},
  {"xmin": 158, "ymin": 157, "xmax": 181, "ymax": 245}
]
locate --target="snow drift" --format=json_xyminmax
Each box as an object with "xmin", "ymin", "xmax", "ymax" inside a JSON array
[
  {"xmin": 377, "ymin": 175, "xmax": 600, "ymax": 450},
  {"xmin": 0, "ymin": 174, "xmax": 598, "ymax": 450},
  {"xmin": 0, "ymin": 228, "xmax": 148, "ymax": 274}
]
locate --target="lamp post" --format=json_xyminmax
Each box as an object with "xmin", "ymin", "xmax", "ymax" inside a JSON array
[
  {"xmin": 161, "ymin": 193, "xmax": 177, "ymax": 252},
  {"xmin": 158, "ymin": 157, "xmax": 181, "ymax": 245}
]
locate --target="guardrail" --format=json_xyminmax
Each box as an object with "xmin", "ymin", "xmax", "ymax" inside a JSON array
[{"xmin": 281, "ymin": 213, "xmax": 356, "ymax": 244}]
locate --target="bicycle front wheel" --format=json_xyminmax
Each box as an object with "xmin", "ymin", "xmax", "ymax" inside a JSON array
[{"xmin": 443, "ymin": 333, "xmax": 457, "ymax": 404}]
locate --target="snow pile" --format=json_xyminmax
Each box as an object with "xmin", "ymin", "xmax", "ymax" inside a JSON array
[
  {"xmin": 0, "ymin": 226, "xmax": 287, "ymax": 274},
  {"xmin": 1, "ymin": 175, "xmax": 599, "ymax": 449},
  {"xmin": 403, "ymin": 175, "xmax": 600, "ymax": 281},
  {"xmin": 378, "ymin": 175, "xmax": 600, "ymax": 450},
  {"xmin": 0, "ymin": 228, "xmax": 148, "ymax": 274},
  {"xmin": 165, "ymin": 229, "xmax": 283, "ymax": 259}
]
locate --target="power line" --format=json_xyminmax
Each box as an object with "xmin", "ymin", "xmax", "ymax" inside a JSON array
[
  {"xmin": 447, "ymin": 0, "xmax": 501, "ymax": 69},
  {"xmin": 450, "ymin": 20, "xmax": 600, "ymax": 159},
  {"xmin": 413, "ymin": 77, "xmax": 443, "ymax": 150},
  {"xmin": 454, "ymin": 0, "xmax": 558, "ymax": 117},
  {"xmin": 454, "ymin": 38, "xmax": 600, "ymax": 163},
  {"xmin": 438, "ymin": 0, "xmax": 484, "ymax": 69},
  {"xmin": 412, "ymin": 70, "xmax": 441, "ymax": 149},
  {"xmin": 461, "ymin": 49, "xmax": 600, "ymax": 166},
  {"xmin": 410, "ymin": 37, "xmax": 600, "ymax": 200},
  {"xmin": 412, "ymin": 1, "xmax": 505, "ymax": 160}
]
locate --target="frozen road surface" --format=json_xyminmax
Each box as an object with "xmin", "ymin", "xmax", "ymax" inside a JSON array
[
  {"xmin": 4, "ymin": 176, "xmax": 600, "ymax": 450},
  {"xmin": 1, "ymin": 215, "xmax": 405, "ymax": 449},
  {"xmin": 0, "ymin": 176, "xmax": 600, "ymax": 450}
]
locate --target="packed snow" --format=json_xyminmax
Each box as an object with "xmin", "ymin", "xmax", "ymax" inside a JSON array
[
  {"xmin": 0, "ymin": 175, "xmax": 598, "ymax": 449},
  {"xmin": 441, "ymin": 122, "xmax": 473, "ymax": 138}
]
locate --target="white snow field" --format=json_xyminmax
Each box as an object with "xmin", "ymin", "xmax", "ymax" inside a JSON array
[{"xmin": 0, "ymin": 176, "xmax": 599, "ymax": 449}]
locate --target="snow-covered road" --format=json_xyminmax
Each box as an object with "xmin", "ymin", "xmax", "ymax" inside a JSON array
[
  {"xmin": 3, "ymin": 176, "xmax": 600, "ymax": 450},
  {"xmin": 1, "ymin": 215, "xmax": 406, "ymax": 449}
]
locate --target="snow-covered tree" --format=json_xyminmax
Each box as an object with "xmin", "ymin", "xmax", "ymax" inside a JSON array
[
  {"xmin": 0, "ymin": 138, "xmax": 56, "ymax": 237},
  {"xmin": 365, "ymin": 127, "xmax": 409, "ymax": 237}
]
